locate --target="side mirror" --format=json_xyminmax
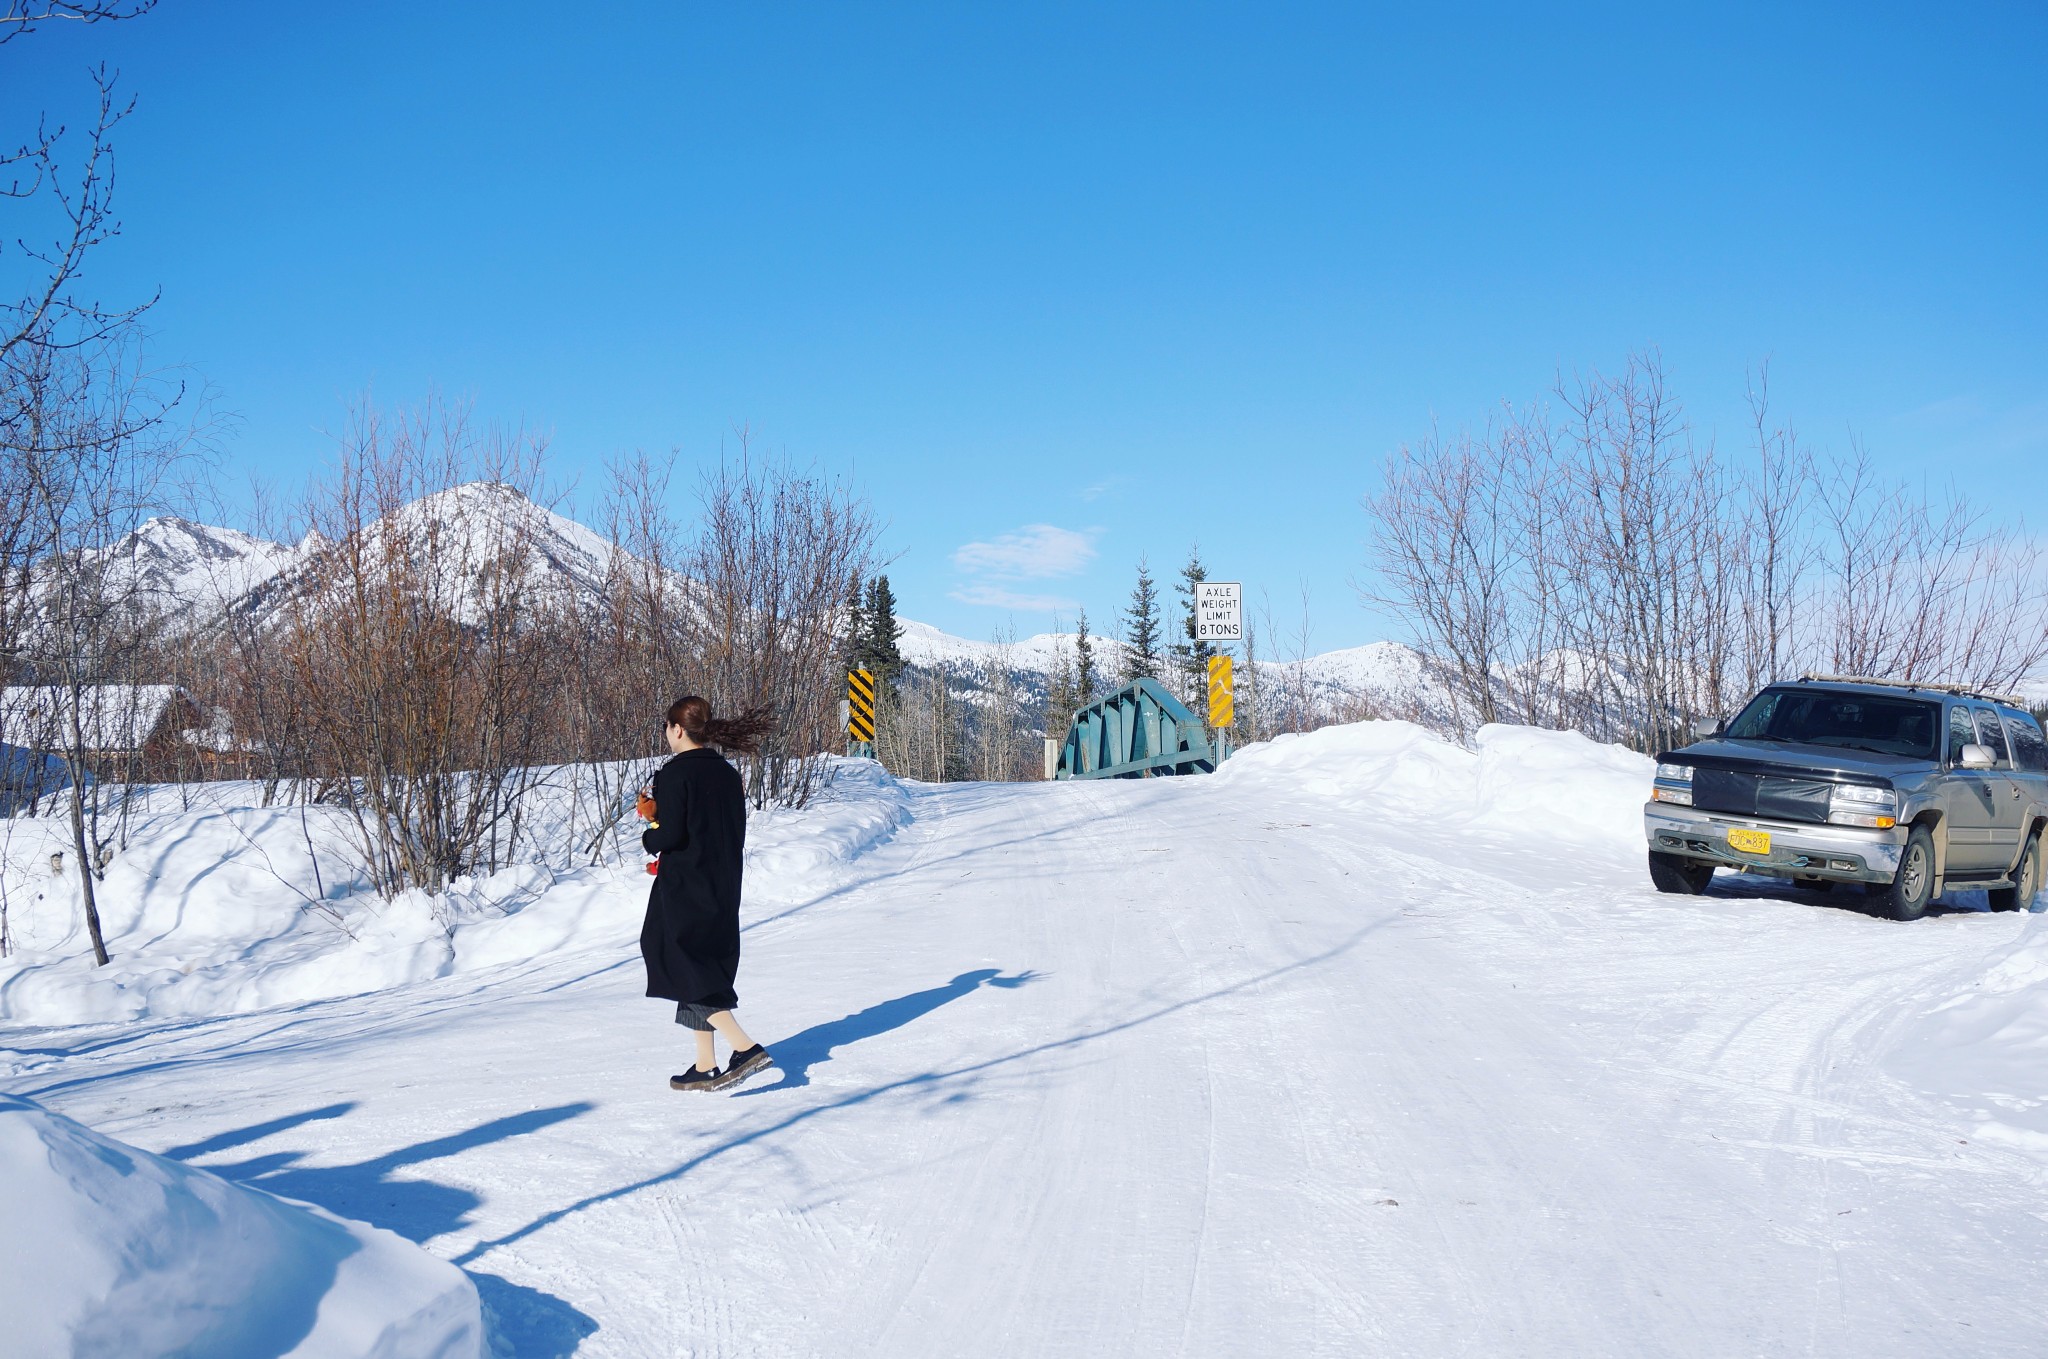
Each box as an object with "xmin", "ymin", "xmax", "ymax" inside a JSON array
[
  {"xmin": 1960, "ymin": 743, "xmax": 1996, "ymax": 769},
  {"xmin": 1690, "ymin": 717, "xmax": 1723, "ymax": 741}
]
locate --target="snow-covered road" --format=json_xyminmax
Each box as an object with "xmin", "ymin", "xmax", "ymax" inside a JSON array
[{"xmin": 6, "ymin": 725, "xmax": 2047, "ymax": 1356}]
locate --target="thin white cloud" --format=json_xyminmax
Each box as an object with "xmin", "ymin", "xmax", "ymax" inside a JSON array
[
  {"xmin": 1891, "ymin": 392, "xmax": 1983, "ymax": 425},
  {"xmin": 948, "ymin": 583, "xmax": 1081, "ymax": 611},
  {"xmin": 951, "ymin": 523, "xmax": 1098, "ymax": 581}
]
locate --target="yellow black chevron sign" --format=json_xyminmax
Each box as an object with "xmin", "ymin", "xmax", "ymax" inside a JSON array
[
  {"xmin": 1207, "ymin": 655, "xmax": 1234, "ymax": 728},
  {"xmin": 847, "ymin": 669, "xmax": 876, "ymax": 741}
]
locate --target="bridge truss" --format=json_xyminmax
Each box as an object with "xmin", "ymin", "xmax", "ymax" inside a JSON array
[{"xmin": 1053, "ymin": 678, "xmax": 1218, "ymax": 780}]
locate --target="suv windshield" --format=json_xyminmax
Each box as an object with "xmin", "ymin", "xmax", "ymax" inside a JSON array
[{"xmin": 1724, "ymin": 688, "xmax": 1940, "ymax": 758}]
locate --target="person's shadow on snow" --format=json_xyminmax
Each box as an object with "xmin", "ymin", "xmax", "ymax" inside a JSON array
[{"xmin": 736, "ymin": 967, "xmax": 1038, "ymax": 1095}]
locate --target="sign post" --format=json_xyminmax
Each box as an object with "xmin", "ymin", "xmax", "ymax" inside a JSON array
[
  {"xmin": 847, "ymin": 668, "xmax": 876, "ymax": 758},
  {"xmin": 1197, "ymin": 583, "xmax": 1243, "ymax": 763}
]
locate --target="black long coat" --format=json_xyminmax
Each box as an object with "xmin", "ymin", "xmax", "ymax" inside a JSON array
[{"xmin": 639, "ymin": 747, "xmax": 748, "ymax": 1009}]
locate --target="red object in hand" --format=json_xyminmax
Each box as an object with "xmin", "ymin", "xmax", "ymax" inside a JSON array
[{"xmin": 645, "ymin": 860, "xmax": 659, "ymax": 876}]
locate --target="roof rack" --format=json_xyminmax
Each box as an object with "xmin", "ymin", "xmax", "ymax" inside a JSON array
[{"xmin": 1798, "ymin": 674, "xmax": 2029, "ymax": 708}]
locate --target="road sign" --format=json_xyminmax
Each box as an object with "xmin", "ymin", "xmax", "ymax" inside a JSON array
[
  {"xmin": 1196, "ymin": 581, "xmax": 1242, "ymax": 642},
  {"xmin": 1207, "ymin": 654, "xmax": 1234, "ymax": 728},
  {"xmin": 847, "ymin": 669, "xmax": 876, "ymax": 742}
]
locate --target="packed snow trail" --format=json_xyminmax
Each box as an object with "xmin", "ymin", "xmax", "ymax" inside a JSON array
[{"xmin": 6, "ymin": 726, "xmax": 2048, "ymax": 1356}]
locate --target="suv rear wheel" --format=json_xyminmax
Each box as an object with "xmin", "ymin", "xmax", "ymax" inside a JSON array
[
  {"xmin": 1875, "ymin": 824, "xmax": 1936, "ymax": 922},
  {"xmin": 1989, "ymin": 828, "xmax": 2043, "ymax": 913},
  {"xmin": 1648, "ymin": 850, "xmax": 1714, "ymax": 895}
]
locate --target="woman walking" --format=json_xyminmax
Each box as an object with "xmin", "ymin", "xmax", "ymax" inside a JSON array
[{"xmin": 639, "ymin": 695, "xmax": 777, "ymax": 1092}]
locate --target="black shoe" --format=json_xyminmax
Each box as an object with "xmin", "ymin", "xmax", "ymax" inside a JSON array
[
  {"xmin": 712, "ymin": 1045, "xmax": 774, "ymax": 1089},
  {"xmin": 670, "ymin": 1065, "xmax": 721, "ymax": 1092}
]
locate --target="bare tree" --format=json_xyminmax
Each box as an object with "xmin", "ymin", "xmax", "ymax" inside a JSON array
[
  {"xmin": 681, "ymin": 446, "xmax": 880, "ymax": 808},
  {"xmin": 3, "ymin": 342, "xmax": 186, "ymax": 962},
  {"xmin": 252, "ymin": 400, "xmax": 565, "ymax": 900},
  {"xmin": 1552, "ymin": 353, "xmax": 1736, "ymax": 749},
  {"xmin": 554, "ymin": 449, "xmax": 694, "ymax": 863},
  {"xmin": 875, "ymin": 665, "xmax": 966, "ymax": 782},
  {"xmin": 1732, "ymin": 365, "xmax": 1813, "ymax": 704},
  {"xmin": 1366, "ymin": 351, "xmax": 2048, "ymax": 749},
  {"xmin": 1233, "ymin": 614, "xmax": 1263, "ymax": 745},
  {"xmin": 4, "ymin": 65, "xmax": 157, "ymax": 370},
  {"xmin": 0, "ymin": 2, "xmax": 155, "ymax": 47},
  {"xmin": 1363, "ymin": 422, "xmax": 1520, "ymax": 730},
  {"xmin": 970, "ymin": 626, "xmax": 1024, "ymax": 781}
]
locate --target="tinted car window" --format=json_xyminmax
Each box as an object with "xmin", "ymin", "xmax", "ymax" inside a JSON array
[
  {"xmin": 1723, "ymin": 689, "xmax": 1940, "ymax": 758},
  {"xmin": 1949, "ymin": 706, "xmax": 1977, "ymax": 764},
  {"xmin": 1970, "ymin": 707, "xmax": 2012, "ymax": 766},
  {"xmin": 2004, "ymin": 711, "xmax": 2048, "ymax": 772}
]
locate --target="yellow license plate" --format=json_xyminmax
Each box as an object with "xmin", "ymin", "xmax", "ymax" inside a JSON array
[{"xmin": 1727, "ymin": 827, "xmax": 1771, "ymax": 856}]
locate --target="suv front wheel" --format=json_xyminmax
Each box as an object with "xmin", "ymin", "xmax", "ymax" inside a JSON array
[
  {"xmin": 1648, "ymin": 850, "xmax": 1714, "ymax": 895},
  {"xmin": 1875, "ymin": 824, "xmax": 1936, "ymax": 922}
]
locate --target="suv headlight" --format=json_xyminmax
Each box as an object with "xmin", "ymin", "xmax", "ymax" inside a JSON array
[
  {"xmin": 1828, "ymin": 783, "xmax": 1897, "ymax": 829},
  {"xmin": 1651, "ymin": 762, "xmax": 1693, "ymax": 804}
]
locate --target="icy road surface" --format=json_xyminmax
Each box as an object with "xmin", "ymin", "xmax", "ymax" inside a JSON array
[{"xmin": 6, "ymin": 724, "xmax": 2047, "ymax": 1356}]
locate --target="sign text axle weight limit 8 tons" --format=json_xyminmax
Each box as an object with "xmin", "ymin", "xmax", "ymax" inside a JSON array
[{"xmin": 1196, "ymin": 581, "xmax": 1242, "ymax": 642}]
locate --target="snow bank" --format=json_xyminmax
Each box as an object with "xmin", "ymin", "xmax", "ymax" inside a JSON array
[
  {"xmin": 0, "ymin": 759, "xmax": 910, "ymax": 1025},
  {"xmin": 1888, "ymin": 914, "xmax": 2048, "ymax": 1158},
  {"xmin": 0, "ymin": 1093, "xmax": 482, "ymax": 1359},
  {"xmin": 1216, "ymin": 719, "xmax": 1652, "ymax": 845},
  {"xmin": 743, "ymin": 757, "xmax": 912, "ymax": 903}
]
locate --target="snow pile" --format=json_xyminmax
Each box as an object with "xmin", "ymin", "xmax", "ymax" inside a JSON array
[
  {"xmin": 743, "ymin": 757, "xmax": 913, "ymax": 903},
  {"xmin": 0, "ymin": 759, "xmax": 911, "ymax": 1025},
  {"xmin": 1889, "ymin": 914, "xmax": 2048, "ymax": 1157},
  {"xmin": 0, "ymin": 1093, "xmax": 482, "ymax": 1359},
  {"xmin": 1216, "ymin": 719, "xmax": 1651, "ymax": 845},
  {"xmin": 1469, "ymin": 723, "xmax": 1656, "ymax": 843}
]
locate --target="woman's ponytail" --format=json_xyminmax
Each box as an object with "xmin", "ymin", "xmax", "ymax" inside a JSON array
[{"xmin": 666, "ymin": 695, "xmax": 776, "ymax": 756}]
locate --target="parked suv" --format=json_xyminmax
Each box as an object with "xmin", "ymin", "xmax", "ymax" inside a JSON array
[{"xmin": 1643, "ymin": 676, "xmax": 2048, "ymax": 920}]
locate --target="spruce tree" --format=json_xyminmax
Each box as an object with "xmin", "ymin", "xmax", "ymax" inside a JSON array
[
  {"xmin": 863, "ymin": 575, "xmax": 906, "ymax": 681},
  {"xmin": 1044, "ymin": 617, "xmax": 1078, "ymax": 743},
  {"xmin": 1075, "ymin": 608, "xmax": 1098, "ymax": 704},
  {"xmin": 1123, "ymin": 558, "xmax": 1161, "ymax": 681},
  {"xmin": 842, "ymin": 573, "xmax": 868, "ymax": 673},
  {"xmin": 1173, "ymin": 547, "xmax": 1214, "ymax": 705}
]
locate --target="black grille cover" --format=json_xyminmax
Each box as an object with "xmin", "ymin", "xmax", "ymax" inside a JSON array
[
  {"xmin": 1757, "ymin": 777, "xmax": 1834, "ymax": 823},
  {"xmin": 1692, "ymin": 766, "xmax": 1834, "ymax": 824}
]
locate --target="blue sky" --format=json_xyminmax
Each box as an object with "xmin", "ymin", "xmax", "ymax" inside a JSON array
[{"xmin": 6, "ymin": 2, "xmax": 2044, "ymax": 648}]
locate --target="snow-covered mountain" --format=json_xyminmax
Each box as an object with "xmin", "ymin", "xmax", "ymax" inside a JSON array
[
  {"xmin": 224, "ymin": 482, "xmax": 623, "ymax": 631},
  {"xmin": 46, "ymin": 483, "xmax": 627, "ymax": 637},
  {"xmin": 91, "ymin": 517, "xmax": 298, "ymax": 613},
  {"xmin": 896, "ymin": 617, "xmax": 1461, "ymax": 726}
]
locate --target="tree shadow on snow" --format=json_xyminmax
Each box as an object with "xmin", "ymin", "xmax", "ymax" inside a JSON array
[
  {"xmin": 177, "ymin": 1101, "xmax": 601, "ymax": 1355},
  {"xmin": 733, "ymin": 968, "xmax": 1040, "ymax": 1095},
  {"xmin": 196, "ymin": 1102, "xmax": 594, "ymax": 1245},
  {"xmin": 163, "ymin": 1100, "xmax": 356, "ymax": 1160}
]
